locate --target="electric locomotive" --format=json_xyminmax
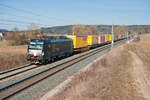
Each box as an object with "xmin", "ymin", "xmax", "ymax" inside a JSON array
[{"xmin": 26, "ymin": 38, "xmax": 73, "ymax": 64}]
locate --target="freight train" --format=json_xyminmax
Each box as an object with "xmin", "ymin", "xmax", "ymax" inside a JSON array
[{"xmin": 26, "ymin": 34, "xmax": 128, "ymax": 64}]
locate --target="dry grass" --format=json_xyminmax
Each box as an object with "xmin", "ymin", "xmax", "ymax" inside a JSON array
[
  {"xmin": 0, "ymin": 45, "xmax": 28, "ymax": 71},
  {"xmin": 126, "ymin": 34, "xmax": 150, "ymax": 71},
  {"xmin": 49, "ymin": 41, "xmax": 149, "ymax": 100},
  {"xmin": 0, "ymin": 40, "xmax": 11, "ymax": 47},
  {"xmin": 48, "ymin": 34, "xmax": 150, "ymax": 100}
]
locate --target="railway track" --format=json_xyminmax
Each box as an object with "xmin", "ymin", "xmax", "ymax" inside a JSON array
[
  {"xmin": 0, "ymin": 52, "xmax": 72, "ymax": 81},
  {"xmin": 0, "ymin": 44, "xmax": 112, "ymax": 81},
  {"xmin": 0, "ymin": 64, "xmax": 31, "ymax": 75},
  {"xmin": 0, "ymin": 43, "xmax": 112, "ymax": 100},
  {"xmin": 0, "ymin": 64, "xmax": 41, "ymax": 81},
  {"xmin": 0, "ymin": 39, "xmax": 127, "ymax": 100}
]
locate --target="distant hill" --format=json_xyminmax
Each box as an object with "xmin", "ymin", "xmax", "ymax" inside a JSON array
[
  {"xmin": 1, "ymin": 25, "xmax": 150, "ymax": 35},
  {"xmin": 41, "ymin": 25, "xmax": 73, "ymax": 34},
  {"xmin": 41, "ymin": 25, "xmax": 150, "ymax": 34},
  {"xmin": 0, "ymin": 29, "xmax": 8, "ymax": 32}
]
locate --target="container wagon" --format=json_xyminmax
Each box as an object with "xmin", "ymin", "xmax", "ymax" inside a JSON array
[
  {"xmin": 87, "ymin": 35, "xmax": 99, "ymax": 48},
  {"xmin": 66, "ymin": 35, "xmax": 89, "ymax": 52}
]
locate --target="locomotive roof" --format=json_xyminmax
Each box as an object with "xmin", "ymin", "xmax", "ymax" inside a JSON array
[{"xmin": 30, "ymin": 38, "xmax": 72, "ymax": 43}]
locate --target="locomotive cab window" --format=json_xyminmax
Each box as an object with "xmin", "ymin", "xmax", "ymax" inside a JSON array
[{"xmin": 29, "ymin": 42, "xmax": 44, "ymax": 50}]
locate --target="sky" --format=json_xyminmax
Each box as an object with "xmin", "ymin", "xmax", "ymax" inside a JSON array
[{"xmin": 0, "ymin": 0, "xmax": 150, "ymax": 30}]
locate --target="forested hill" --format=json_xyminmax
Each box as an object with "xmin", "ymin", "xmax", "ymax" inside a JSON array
[
  {"xmin": 41, "ymin": 25, "xmax": 150, "ymax": 34},
  {"xmin": 41, "ymin": 25, "xmax": 73, "ymax": 34}
]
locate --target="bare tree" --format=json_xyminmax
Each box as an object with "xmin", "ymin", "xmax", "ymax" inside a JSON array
[
  {"xmin": 89, "ymin": 25, "xmax": 98, "ymax": 35},
  {"xmin": 26, "ymin": 23, "xmax": 41, "ymax": 39},
  {"xmin": 140, "ymin": 27, "xmax": 149, "ymax": 34},
  {"xmin": 12, "ymin": 27, "xmax": 19, "ymax": 34},
  {"xmin": 115, "ymin": 25, "xmax": 128, "ymax": 34},
  {"xmin": 72, "ymin": 24, "xmax": 87, "ymax": 35},
  {"xmin": 72, "ymin": 24, "xmax": 99, "ymax": 35}
]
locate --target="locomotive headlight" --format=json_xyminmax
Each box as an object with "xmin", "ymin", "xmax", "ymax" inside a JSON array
[{"xmin": 42, "ymin": 52, "xmax": 44, "ymax": 56}]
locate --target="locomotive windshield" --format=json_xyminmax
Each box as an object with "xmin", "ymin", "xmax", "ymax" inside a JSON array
[{"xmin": 29, "ymin": 42, "xmax": 43, "ymax": 50}]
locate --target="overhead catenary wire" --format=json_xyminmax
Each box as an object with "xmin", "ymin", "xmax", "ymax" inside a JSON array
[
  {"xmin": 0, "ymin": 3, "xmax": 73, "ymax": 22},
  {"xmin": 0, "ymin": 3, "xmax": 78, "ymax": 30},
  {"xmin": 0, "ymin": 12, "xmax": 52, "ymax": 26},
  {"xmin": 0, "ymin": 19, "xmax": 50, "ymax": 27},
  {"xmin": 0, "ymin": 23, "xmax": 31, "ymax": 30},
  {"xmin": 0, "ymin": 22, "xmax": 40, "ymax": 27}
]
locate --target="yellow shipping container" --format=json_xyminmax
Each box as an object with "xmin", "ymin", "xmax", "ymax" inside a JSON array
[
  {"xmin": 66, "ymin": 35, "xmax": 88, "ymax": 49},
  {"xmin": 105, "ymin": 35, "xmax": 109, "ymax": 42},
  {"xmin": 87, "ymin": 35, "xmax": 98, "ymax": 46},
  {"xmin": 109, "ymin": 34, "xmax": 112, "ymax": 41}
]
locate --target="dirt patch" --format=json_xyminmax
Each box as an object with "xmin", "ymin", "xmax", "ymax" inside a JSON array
[
  {"xmin": 0, "ymin": 45, "xmax": 29, "ymax": 71},
  {"xmin": 130, "ymin": 51, "xmax": 150, "ymax": 99},
  {"xmin": 139, "ymin": 43, "xmax": 150, "ymax": 51}
]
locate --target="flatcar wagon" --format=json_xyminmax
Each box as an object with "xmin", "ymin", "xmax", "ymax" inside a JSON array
[{"xmin": 26, "ymin": 38, "xmax": 73, "ymax": 63}]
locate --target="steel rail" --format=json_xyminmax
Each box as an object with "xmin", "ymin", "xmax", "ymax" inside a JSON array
[
  {"xmin": 0, "ymin": 65, "xmax": 40, "ymax": 80},
  {"xmin": 0, "ymin": 64, "xmax": 32, "ymax": 75}
]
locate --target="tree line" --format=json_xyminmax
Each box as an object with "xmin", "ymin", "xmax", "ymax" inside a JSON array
[
  {"xmin": 1, "ymin": 24, "xmax": 150, "ymax": 46},
  {"xmin": 3, "ymin": 24, "xmax": 41, "ymax": 46}
]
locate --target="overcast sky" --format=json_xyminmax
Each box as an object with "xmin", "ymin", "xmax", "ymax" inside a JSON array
[{"xmin": 0, "ymin": 0, "xmax": 150, "ymax": 30}]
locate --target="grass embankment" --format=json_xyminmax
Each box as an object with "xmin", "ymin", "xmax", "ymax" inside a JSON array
[
  {"xmin": 49, "ymin": 34, "xmax": 150, "ymax": 100},
  {"xmin": 0, "ymin": 45, "xmax": 28, "ymax": 71}
]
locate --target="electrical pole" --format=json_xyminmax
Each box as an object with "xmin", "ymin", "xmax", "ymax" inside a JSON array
[
  {"xmin": 111, "ymin": 21, "xmax": 114, "ymax": 49},
  {"xmin": 127, "ymin": 31, "xmax": 129, "ymax": 43},
  {"xmin": 73, "ymin": 31, "xmax": 75, "ymax": 35}
]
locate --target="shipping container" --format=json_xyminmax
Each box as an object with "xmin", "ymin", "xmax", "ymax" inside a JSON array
[
  {"xmin": 87, "ymin": 35, "xmax": 98, "ymax": 47},
  {"xmin": 101, "ymin": 34, "xmax": 105, "ymax": 43},
  {"xmin": 98, "ymin": 35, "xmax": 101, "ymax": 44},
  {"xmin": 118, "ymin": 34, "xmax": 121, "ymax": 39},
  {"xmin": 114, "ymin": 35, "xmax": 118, "ymax": 41},
  {"xmin": 109, "ymin": 34, "xmax": 112, "ymax": 41},
  {"xmin": 66, "ymin": 35, "xmax": 89, "ymax": 51},
  {"xmin": 105, "ymin": 34, "xmax": 109, "ymax": 42}
]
